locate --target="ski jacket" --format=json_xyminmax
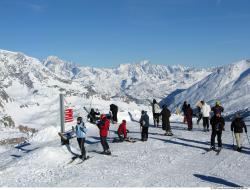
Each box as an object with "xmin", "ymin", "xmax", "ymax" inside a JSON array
[
  {"xmin": 98, "ymin": 117, "xmax": 110, "ymax": 137},
  {"xmin": 186, "ymin": 107, "xmax": 193, "ymax": 119},
  {"xmin": 110, "ymin": 104, "xmax": 118, "ymax": 113},
  {"xmin": 153, "ymin": 103, "xmax": 161, "ymax": 114},
  {"xmin": 201, "ymin": 103, "xmax": 211, "ymax": 117},
  {"xmin": 182, "ymin": 103, "xmax": 188, "ymax": 115},
  {"xmin": 118, "ymin": 121, "xmax": 127, "ymax": 138},
  {"xmin": 75, "ymin": 122, "xmax": 87, "ymax": 138},
  {"xmin": 161, "ymin": 107, "xmax": 171, "ymax": 127},
  {"xmin": 140, "ymin": 113, "xmax": 149, "ymax": 128},
  {"xmin": 210, "ymin": 115, "xmax": 225, "ymax": 132},
  {"xmin": 231, "ymin": 118, "xmax": 247, "ymax": 133},
  {"xmin": 211, "ymin": 105, "xmax": 224, "ymax": 115},
  {"xmin": 88, "ymin": 110, "xmax": 100, "ymax": 122}
]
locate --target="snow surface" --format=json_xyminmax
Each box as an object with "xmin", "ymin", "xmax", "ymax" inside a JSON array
[
  {"xmin": 0, "ymin": 98, "xmax": 249, "ymax": 187},
  {"xmin": 0, "ymin": 116, "xmax": 250, "ymax": 187}
]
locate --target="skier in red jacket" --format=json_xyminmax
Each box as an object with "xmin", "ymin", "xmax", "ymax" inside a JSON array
[
  {"xmin": 97, "ymin": 114, "xmax": 111, "ymax": 155},
  {"xmin": 117, "ymin": 120, "xmax": 127, "ymax": 141}
]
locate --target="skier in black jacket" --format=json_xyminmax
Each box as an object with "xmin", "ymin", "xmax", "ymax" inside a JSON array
[
  {"xmin": 182, "ymin": 101, "xmax": 188, "ymax": 123},
  {"xmin": 87, "ymin": 108, "xmax": 100, "ymax": 124},
  {"xmin": 210, "ymin": 113, "xmax": 225, "ymax": 150},
  {"xmin": 161, "ymin": 104, "xmax": 172, "ymax": 136},
  {"xmin": 231, "ymin": 114, "xmax": 247, "ymax": 152},
  {"xmin": 110, "ymin": 104, "xmax": 118, "ymax": 123},
  {"xmin": 139, "ymin": 110, "xmax": 149, "ymax": 141}
]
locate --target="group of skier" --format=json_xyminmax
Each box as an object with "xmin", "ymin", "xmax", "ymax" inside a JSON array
[
  {"xmin": 182, "ymin": 100, "xmax": 248, "ymax": 152},
  {"xmin": 65, "ymin": 99, "xmax": 248, "ymax": 161}
]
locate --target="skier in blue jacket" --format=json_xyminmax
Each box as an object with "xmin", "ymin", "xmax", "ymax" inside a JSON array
[{"xmin": 75, "ymin": 117, "xmax": 87, "ymax": 160}]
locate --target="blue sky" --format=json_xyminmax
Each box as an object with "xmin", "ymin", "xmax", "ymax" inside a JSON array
[{"xmin": 0, "ymin": 0, "xmax": 250, "ymax": 68}]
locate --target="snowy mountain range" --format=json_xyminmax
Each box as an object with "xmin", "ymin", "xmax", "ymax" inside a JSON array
[
  {"xmin": 42, "ymin": 55, "xmax": 213, "ymax": 104},
  {"xmin": 0, "ymin": 49, "xmax": 249, "ymax": 136},
  {"xmin": 163, "ymin": 59, "xmax": 250, "ymax": 117}
]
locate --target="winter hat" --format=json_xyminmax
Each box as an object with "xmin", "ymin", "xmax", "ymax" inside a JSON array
[
  {"xmin": 77, "ymin": 117, "xmax": 82, "ymax": 123},
  {"xmin": 141, "ymin": 110, "xmax": 145, "ymax": 114},
  {"xmin": 122, "ymin": 119, "xmax": 126, "ymax": 123},
  {"xmin": 216, "ymin": 101, "xmax": 220, "ymax": 106},
  {"xmin": 100, "ymin": 114, "xmax": 106, "ymax": 120}
]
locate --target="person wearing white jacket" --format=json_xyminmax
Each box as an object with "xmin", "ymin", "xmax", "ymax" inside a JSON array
[
  {"xmin": 201, "ymin": 101, "xmax": 211, "ymax": 132},
  {"xmin": 152, "ymin": 99, "xmax": 162, "ymax": 127}
]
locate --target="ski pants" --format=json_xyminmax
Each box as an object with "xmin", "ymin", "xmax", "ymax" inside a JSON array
[
  {"xmin": 211, "ymin": 130, "xmax": 222, "ymax": 148},
  {"xmin": 187, "ymin": 117, "xmax": 193, "ymax": 130},
  {"xmin": 203, "ymin": 117, "xmax": 209, "ymax": 130},
  {"xmin": 100, "ymin": 136, "xmax": 110, "ymax": 151},
  {"xmin": 197, "ymin": 114, "xmax": 202, "ymax": 124},
  {"xmin": 234, "ymin": 133, "xmax": 242, "ymax": 148},
  {"xmin": 141, "ymin": 127, "xmax": 148, "ymax": 141},
  {"xmin": 77, "ymin": 138, "xmax": 86, "ymax": 158},
  {"xmin": 118, "ymin": 133, "xmax": 125, "ymax": 141},
  {"xmin": 183, "ymin": 115, "xmax": 187, "ymax": 123},
  {"xmin": 112, "ymin": 111, "xmax": 118, "ymax": 123},
  {"xmin": 153, "ymin": 113, "xmax": 161, "ymax": 126}
]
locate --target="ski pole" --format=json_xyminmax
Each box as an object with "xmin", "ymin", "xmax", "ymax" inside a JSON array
[
  {"xmin": 232, "ymin": 131, "xmax": 234, "ymax": 147},
  {"xmin": 246, "ymin": 132, "xmax": 250, "ymax": 146}
]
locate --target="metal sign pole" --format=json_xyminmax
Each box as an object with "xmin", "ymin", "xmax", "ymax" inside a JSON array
[{"xmin": 60, "ymin": 94, "xmax": 65, "ymax": 133}]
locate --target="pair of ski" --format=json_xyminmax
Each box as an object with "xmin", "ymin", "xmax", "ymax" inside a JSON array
[
  {"xmin": 68, "ymin": 155, "xmax": 92, "ymax": 165},
  {"xmin": 112, "ymin": 137, "xmax": 137, "ymax": 143},
  {"xmin": 202, "ymin": 148, "xmax": 222, "ymax": 155},
  {"xmin": 89, "ymin": 150, "xmax": 118, "ymax": 157}
]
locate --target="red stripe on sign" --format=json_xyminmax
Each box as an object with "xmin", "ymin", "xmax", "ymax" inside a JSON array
[{"xmin": 65, "ymin": 108, "xmax": 73, "ymax": 123}]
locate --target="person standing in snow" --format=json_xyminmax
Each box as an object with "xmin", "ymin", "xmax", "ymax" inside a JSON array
[
  {"xmin": 140, "ymin": 110, "xmax": 149, "ymax": 141},
  {"xmin": 201, "ymin": 101, "xmax": 211, "ymax": 132},
  {"xmin": 75, "ymin": 117, "xmax": 87, "ymax": 160},
  {"xmin": 152, "ymin": 99, "xmax": 161, "ymax": 127},
  {"xmin": 211, "ymin": 101, "xmax": 224, "ymax": 116},
  {"xmin": 195, "ymin": 101, "xmax": 203, "ymax": 125},
  {"xmin": 97, "ymin": 114, "xmax": 111, "ymax": 155},
  {"xmin": 110, "ymin": 104, "xmax": 118, "ymax": 124},
  {"xmin": 117, "ymin": 120, "xmax": 127, "ymax": 141},
  {"xmin": 231, "ymin": 114, "xmax": 247, "ymax": 152},
  {"xmin": 186, "ymin": 104, "xmax": 193, "ymax": 131},
  {"xmin": 210, "ymin": 112, "xmax": 225, "ymax": 150},
  {"xmin": 182, "ymin": 101, "xmax": 188, "ymax": 123},
  {"xmin": 87, "ymin": 108, "xmax": 100, "ymax": 124},
  {"xmin": 161, "ymin": 104, "xmax": 172, "ymax": 136}
]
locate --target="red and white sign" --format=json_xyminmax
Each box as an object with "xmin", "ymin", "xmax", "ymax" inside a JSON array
[{"xmin": 65, "ymin": 108, "xmax": 73, "ymax": 123}]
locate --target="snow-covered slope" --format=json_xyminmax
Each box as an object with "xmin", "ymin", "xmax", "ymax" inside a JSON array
[
  {"xmin": 164, "ymin": 60, "xmax": 250, "ymax": 116},
  {"xmin": 0, "ymin": 50, "xmax": 89, "ymax": 140}
]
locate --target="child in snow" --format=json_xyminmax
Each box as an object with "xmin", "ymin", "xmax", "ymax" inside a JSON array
[
  {"xmin": 117, "ymin": 120, "xmax": 127, "ymax": 141},
  {"xmin": 75, "ymin": 117, "xmax": 87, "ymax": 160}
]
